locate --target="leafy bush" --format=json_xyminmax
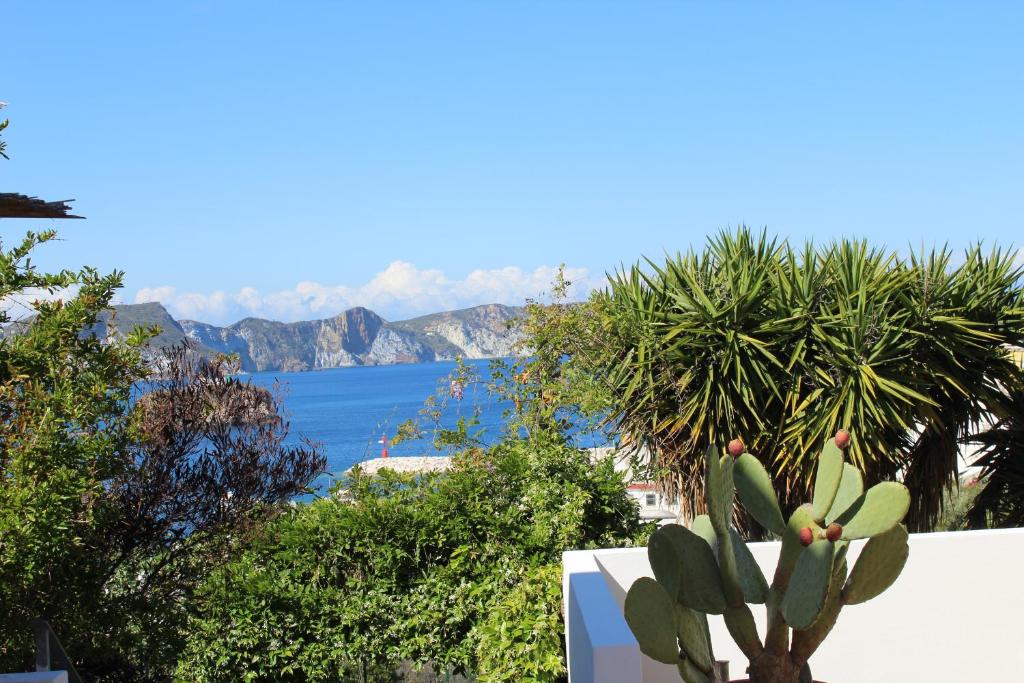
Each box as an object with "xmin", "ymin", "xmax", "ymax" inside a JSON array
[
  {"xmin": 0, "ymin": 229, "xmax": 322, "ymax": 678},
  {"xmin": 177, "ymin": 435, "xmax": 647, "ymax": 681},
  {"xmin": 474, "ymin": 563, "xmax": 565, "ymax": 682},
  {"xmin": 0, "ymin": 228, "xmax": 150, "ymax": 674},
  {"xmin": 94, "ymin": 346, "xmax": 324, "ymax": 679}
]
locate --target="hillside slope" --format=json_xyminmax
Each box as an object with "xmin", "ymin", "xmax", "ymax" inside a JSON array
[
  {"xmin": 175, "ymin": 303, "xmax": 524, "ymax": 372},
  {"xmin": 2, "ymin": 301, "xmax": 524, "ymax": 372}
]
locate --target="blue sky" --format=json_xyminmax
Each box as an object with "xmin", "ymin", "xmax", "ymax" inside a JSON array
[{"xmin": 3, "ymin": 2, "xmax": 1022, "ymax": 324}]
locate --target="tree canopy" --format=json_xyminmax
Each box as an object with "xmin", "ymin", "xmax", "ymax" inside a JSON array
[
  {"xmin": 1, "ymin": 110, "xmax": 324, "ymax": 679},
  {"xmin": 563, "ymin": 228, "xmax": 1024, "ymax": 530}
]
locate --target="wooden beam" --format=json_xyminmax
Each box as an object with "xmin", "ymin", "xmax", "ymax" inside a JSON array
[{"xmin": 0, "ymin": 193, "xmax": 84, "ymax": 219}]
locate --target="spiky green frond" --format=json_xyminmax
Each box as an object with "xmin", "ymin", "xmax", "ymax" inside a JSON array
[{"xmin": 593, "ymin": 227, "xmax": 1024, "ymax": 529}]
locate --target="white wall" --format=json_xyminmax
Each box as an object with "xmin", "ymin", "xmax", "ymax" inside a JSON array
[{"xmin": 564, "ymin": 528, "xmax": 1024, "ymax": 683}]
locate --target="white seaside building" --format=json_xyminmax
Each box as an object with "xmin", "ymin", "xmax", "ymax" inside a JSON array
[{"xmin": 584, "ymin": 446, "xmax": 680, "ymax": 523}]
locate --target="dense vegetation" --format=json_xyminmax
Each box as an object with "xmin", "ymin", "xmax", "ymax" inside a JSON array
[
  {"xmin": 0, "ymin": 218, "xmax": 643, "ymax": 681},
  {"xmin": 0, "ymin": 227, "xmax": 150, "ymax": 674},
  {"xmin": 0, "ymin": 162, "xmax": 642, "ymax": 680},
  {"xmin": 552, "ymin": 229, "xmax": 1024, "ymax": 531},
  {"xmin": 0, "ymin": 255, "xmax": 323, "ymax": 679},
  {"xmin": 1, "ymin": 117, "xmax": 323, "ymax": 680},
  {"xmin": 176, "ymin": 436, "xmax": 647, "ymax": 682}
]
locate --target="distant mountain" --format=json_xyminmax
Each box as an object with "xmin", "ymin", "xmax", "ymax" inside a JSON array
[
  {"xmin": 389, "ymin": 304, "xmax": 523, "ymax": 359},
  {"xmin": 95, "ymin": 302, "xmax": 186, "ymax": 347},
  {"xmin": 2, "ymin": 301, "xmax": 218, "ymax": 358},
  {"xmin": 89, "ymin": 302, "xmax": 524, "ymax": 372},
  {"xmin": 92, "ymin": 302, "xmax": 222, "ymax": 358}
]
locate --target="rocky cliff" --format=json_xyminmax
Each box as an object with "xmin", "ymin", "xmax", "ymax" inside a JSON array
[
  {"xmin": 169, "ymin": 303, "xmax": 524, "ymax": 372},
  {"xmin": 5, "ymin": 301, "xmax": 525, "ymax": 372},
  {"xmin": 389, "ymin": 304, "xmax": 522, "ymax": 359}
]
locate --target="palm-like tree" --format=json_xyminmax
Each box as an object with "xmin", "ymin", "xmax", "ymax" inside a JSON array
[
  {"xmin": 588, "ymin": 228, "xmax": 1024, "ymax": 531},
  {"xmin": 967, "ymin": 386, "xmax": 1024, "ymax": 528}
]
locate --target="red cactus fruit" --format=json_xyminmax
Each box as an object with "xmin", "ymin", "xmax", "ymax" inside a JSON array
[
  {"xmin": 835, "ymin": 429, "xmax": 851, "ymax": 449},
  {"xmin": 825, "ymin": 523, "xmax": 843, "ymax": 542},
  {"xmin": 727, "ymin": 438, "xmax": 745, "ymax": 457},
  {"xmin": 798, "ymin": 527, "xmax": 814, "ymax": 547}
]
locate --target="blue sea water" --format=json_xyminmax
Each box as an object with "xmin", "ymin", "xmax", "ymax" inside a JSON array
[{"xmin": 246, "ymin": 359, "xmax": 511, "ymax": 488}]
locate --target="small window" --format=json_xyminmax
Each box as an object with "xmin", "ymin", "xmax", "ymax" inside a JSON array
[{"xmin": 645, "ymin": 493, "xmax": 657, "ymax": 507}]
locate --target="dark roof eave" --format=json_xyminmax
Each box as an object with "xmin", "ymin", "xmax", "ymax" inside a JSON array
[{"xmin": 0, "ymin": 193, "xmax": 84, "ymax": 219}]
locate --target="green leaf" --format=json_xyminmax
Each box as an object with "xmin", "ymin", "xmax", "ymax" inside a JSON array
[
  {"xmin": 676, "ymin": 604, "xmax": 713, "ymax": 673},
  {"xmin": 723, "ymin": 604, "xmax": 763, "ymax": 660},
  {"xmin": 651, "ymin": 524, "xmax": 728, "ymax": 614},
  {"xmin": 689, "ymin": 514, "xmax": 717, "ymax": 548},
  {"xmin": 648, "ymin": 525, "xmax": 684, "ymax": 601},
  {"xmin": 729, "ymin": 527, "xmax": 769, "ymax": 604},
  {"xmin": 791, "ymin": 555, "xmax": 849, "ymax": 664},
  {"xmin": 777, "ymin": 504, "xmax": 817, "ymax": 582},
  {"xmin": 677, "ymin": 658, "xmax": 712, "ymax": 683},
  {"xmin": 705, "ymin": 446, "xmax": 734, "ymax": 534}
]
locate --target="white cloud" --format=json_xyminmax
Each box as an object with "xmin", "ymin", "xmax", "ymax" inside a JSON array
[
  {"xmin": 133, "ymin": 285, "xmax": 233, "ymax": 321},
  {"xmin": 0, "ymin": 286, "xmax": 80, "ymax": 324},
  {"xmin": 132, "ymin": 261, "xmax": 603, "ymax": 325}
]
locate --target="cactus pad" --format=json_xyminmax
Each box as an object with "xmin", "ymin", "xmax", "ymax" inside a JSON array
[
  {"xmin": 791, "ymin": 556, "xmax": 848, "ymax": 665},
  {"xmin": 781, "ymin": 540, "xmax": 835, "ymax": 630},
  {"xmin": 811, "ymin": 441, "xmax": 845, "ymax": 522},
  {"xmin": 835, "ymin": 481, "xmax": 910, "ymax": 539},
  {"xmin": 724, "ymin": 605, "xmax": 764, "ymax": 660},
  {"xmin": 677, "ymin": 658, "xmax": 712, "ymax": 683},
  {"xmin": 705, "ymin": 445, "xmax": 735, "ymax": 533},
  {"xmin": 825, "ymin": 463, "xmax": 864, "ymax": 525},
  {"xmin": 778, "ymin": 504, "xmax": 818, "ymax": 579},
  {"xmin": 734, "ymin": 453, "xmax": 787, "ymax": 535},
  {"xmin": 676, "ymin": 604, "xmax": 713, "ymax": 673},
  {"xmin": 690, "ymin": 514, "xmax": 717, "ymax": 550},
  {"xmin": 729, "ymin": 527, "xmax": 769, "ymax": 603},
  {"xmin": 624, "ymin": 577, "xmax": 680, "ymax": 665},
  {"xmin": 842, "ymin": 524, "xmax": 909, "ymax": 605},
  {"xmin": 649, "ymin": 526, "xmax": 685, "ymax": 600},
  {"xmin": 651, "ymin": 524, "xmax": 728, "ymax": 613}
]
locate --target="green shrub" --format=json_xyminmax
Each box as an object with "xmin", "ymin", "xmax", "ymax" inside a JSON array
[
  {"xmin": 474, "ymin": 563, "xmax": 565, "ymax": 683},
  {"xmin": 1, "ymin": 114, "xmax": 322, "ymax": 681},
  {"xmin": 0, "ymin": 229, "xmax": 150, "ymax": 675},
  {"xmin": 176, "ymin": 436, "xmax": 647, "ymax": 681}
]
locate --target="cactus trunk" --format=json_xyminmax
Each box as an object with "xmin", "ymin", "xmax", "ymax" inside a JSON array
[{"xmin": 745, "ymin": 652, "xmax": 807, "ymax": 683}]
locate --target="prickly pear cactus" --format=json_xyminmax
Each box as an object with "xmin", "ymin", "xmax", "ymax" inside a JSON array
[{"xmin": 623, "ymin": 431, "xmax": 910, "ymax": 683}]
